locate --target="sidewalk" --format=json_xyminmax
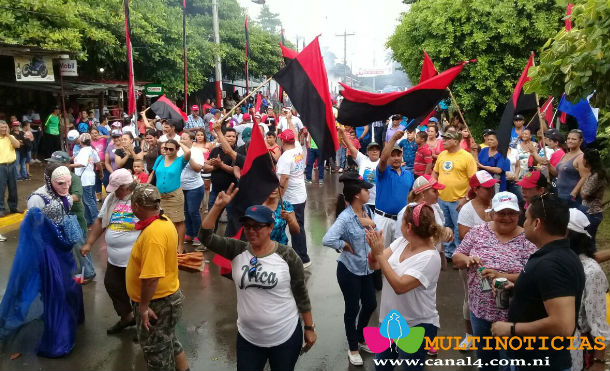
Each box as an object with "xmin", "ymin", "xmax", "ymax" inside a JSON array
[{"xmin": 0, "ymin": 162, "xmax": 46, "ymax": 232}]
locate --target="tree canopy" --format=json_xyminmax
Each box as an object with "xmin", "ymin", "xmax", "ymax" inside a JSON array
[
  {"xmin": 257, "ymin": 4, "xmax": 282, "ymax": 34},
  {"xmin": 0, "ymin": 0, "xmax": 288, "ymax": 98},
  {"xmin": 387, "ymin": 0, "xmax": 564, "ymax": 132}
]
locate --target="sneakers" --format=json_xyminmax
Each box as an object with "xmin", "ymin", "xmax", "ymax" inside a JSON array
[
  {"xmin": 184, "ymin": 235, "xmax": 193, "ymax": 243},
  {"xmin": 317, "ymin": 180, "xmax": 324, "ymax": 185},
  {"xmin": 347, "ymin": 350, "xmax": 363, "ymax": 366},
  {"xmin": 458, "ymin": 334, "xmax": 473, "ymax": 351},
  {"xmin": 305, "ymin": 179, "xmax": 313, "ymax": 184},
  {"xmin": 427, "ymin": 346, "xmax": 438, "ymax": 356},
  {"xmin": 192, "ymin": 238, "xmax": 202, "ymax": 247},
  {"xmin": 0, "ymin": 234, "xmax": 6, "ymax": 242},
  {"xmin": 302, "ymin": 261, "xmax": 312, "ymax": 269},
  {"xmin": 359, "ymin": 342, "xmax": 373, "ymax": 354}
]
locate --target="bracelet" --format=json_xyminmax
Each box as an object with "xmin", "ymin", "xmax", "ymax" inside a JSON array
[
  {"xmin": 510, "ymin": 322, "xmax": 516, "ymax": 337},
  {"xmin": 304, "ymin": 323, "xmax": 315, "ymax": 331}
]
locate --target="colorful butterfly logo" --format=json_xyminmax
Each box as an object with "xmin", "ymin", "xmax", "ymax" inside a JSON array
[{"xmin": 363, "ymin": 310, "xmax": 426, "ymax": 353}]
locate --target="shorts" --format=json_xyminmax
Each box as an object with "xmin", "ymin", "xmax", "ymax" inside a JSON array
[
  {"xmin": 133, "ymin": 289, "xmax": 184, "ymax": 371},
  {"xmin": 161, "ymin": 188, "xmax": 185, "ymax": 223}
]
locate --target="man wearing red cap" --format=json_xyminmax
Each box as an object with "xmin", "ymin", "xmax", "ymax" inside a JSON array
[
  {"xmin": 516, "ymin": 170, "xmax": 548, "ymax": 210},
  {"xmin": 185, "ymin": 104, "xmax": 207, "ymax": 136}
]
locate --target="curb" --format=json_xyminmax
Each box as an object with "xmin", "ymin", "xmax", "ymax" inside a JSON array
[{"xmin": 0, "ymin": 212, "xmax": 25, "ymax": 229}]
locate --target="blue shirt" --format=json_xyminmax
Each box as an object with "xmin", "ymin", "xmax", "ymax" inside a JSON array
[
  {"xmin": 478, "ymin": 147, "xmax": 510, "ymax": 191},
  {"xmin": 322, "ymin": 204, "xmax": 374, "ymax": 276},
  {"xmin": 97, "ymin": 125, "xmax": 109, "ymax": 136},
  {"xmin": 270, "ymin": 201, "xmax": 294, "ymax": 245},
  {"xmin": 185, "ymin": 114, "xmax": 205, "ymax": 130},
  {"xmin": 375, "ymin": 165, "xmax": 414, "ymax": 215},
  {"xmin": 355, "ymin": 125, "xmax": 371, "ymax": 141},
  {"xmin": 152, "ymin": 155, "xmax": 189, "ymax": 193},
  {"xmin": 398, "ymin": 138, "xmax": 418, "ymax": 168}
]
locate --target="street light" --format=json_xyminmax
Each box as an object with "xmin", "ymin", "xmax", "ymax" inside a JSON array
[{"xmin": 99, "ymin": 68, "xmax": 105, "ymax": 73}]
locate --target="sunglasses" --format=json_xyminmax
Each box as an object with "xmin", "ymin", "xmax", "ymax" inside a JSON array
[
  {"xmin": 163, "ymin": 147, "xmax": 176, "ymax": 152},
  {"xmin": 248, "ymin": 256, "xmax": 258, "ymax": 278},
  {"xmin": 243, "ymin": 223, "xmax": 268, "ymax": 231}
]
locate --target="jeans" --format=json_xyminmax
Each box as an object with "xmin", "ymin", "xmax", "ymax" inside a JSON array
[
  {"xmin": 586, "ymin": 212, "xmax": 603, "ymax": 248},
  {"xmin": 74, "ymin": 245, "xmax": 96, "ymax": 279},
  {"xmin": 32, "ymin": 130, "xmax": 42, "ymax": 158},
  {"xmin": 0, "ymin": 162, "xmax": 18, "ymax": 211},
  {"xmin": 336, "ymin": 147, "xmax": 346, "ymax": 169},
  {"xmin": 438, "ymin": 199, "xmax": 460, "ymax": 258},
  {"xmin": 101, "ymin": 168, "xmax": 111, "ymax": 189},
  {"xmin": 82, "ymin": 185, "xmax": 98, "ymax": 226},
  {"xmin": 183, "ymin": 186, "xmax": 205, "ymax": 238},
  {"xmin": 374, "ymin": 323, "xmax": 438, "ymax": 371},
  {"xmin": 15, "ymin": 151, "xmax": 29, "ymax": 179},
  {"xmin": 505, "ymin": 181, "xmax": 524, "ymax": 206},
  {"xmin": 470, "ymin": 311, "xmax": 510, "ymax": 371},
  {"xmin": 291, "ymin": 202, "xmax": 309, "ymax": 263},
  {"xmin": 236, "ymin": 321, "xmax": 302, "ymax": 371},
  {"xmin": 305, "ymin": 148, "xmax": 324, "ymax": 181},
  {"xmin": 336, "ymin": 262, "xmax": 377, "ymax": 351}
]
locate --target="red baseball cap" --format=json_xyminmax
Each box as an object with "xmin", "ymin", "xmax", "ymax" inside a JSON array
[
  {"xmin": 277, "ymin": 129, "xmax": 295, "ymax": 142},
  {"xmin": 242, "ymin": 113, "xmax": 252, "ymax": 122},
  {"xmin": 191, "ymin": 105, "xmax": 199, "ymax": 111},
  {"xmin": 470, "ymin": 170, "xmax": 499, "ymax": 189},
  {"xmin": 516, "ymin": 170, "xmax": 548, "ymax": 189},
  {"xmin": 412, "ymin": 175, "xmax": 445, "ymax": 194}
]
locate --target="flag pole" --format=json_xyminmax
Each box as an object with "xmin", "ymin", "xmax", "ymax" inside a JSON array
[
  {"xmin": 183, "ymin": 0, "xmax": 188, "ymax": 109},
  {"xmin": 530, "ymin": 51, "xmax": 550, "ymax": 181},
  {"xmin": 220, "ymin": 76, "xmax": 274, "ymax": 122},
  {"xmin": 447, "ymin": 88, "xmax": 471, "ymax": 133}
]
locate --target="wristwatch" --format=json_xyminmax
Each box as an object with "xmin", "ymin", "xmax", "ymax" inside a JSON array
[{"xmin": 304, "ymin": 323, "xmax": 315, "ymax": 331}]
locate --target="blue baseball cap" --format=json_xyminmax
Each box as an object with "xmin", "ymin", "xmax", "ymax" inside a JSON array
[
  {"xmin": 428, "ymin": 117, "xmax": 439, "ymax": 123},
  {"xmin": 239, "ymin": 205, "xmax": 274, "ymax": 224}
]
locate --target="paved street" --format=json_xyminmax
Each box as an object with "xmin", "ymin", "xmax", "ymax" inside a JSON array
[{"xmin": 0, "ymin": 170, "xmax": 477, "ymax": 371}]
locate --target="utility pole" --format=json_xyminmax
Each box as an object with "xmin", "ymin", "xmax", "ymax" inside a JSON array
[
  {"xmin": 212, "ymin": 0, "xmax": 223, "ymax": 107},
  {"xmin": 335, "ymin": 29, "xmax": 355, "ymax": 84}
]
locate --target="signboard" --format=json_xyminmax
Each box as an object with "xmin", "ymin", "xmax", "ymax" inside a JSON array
[
  {"xmin": 356, "ymin": 66, "xmax": 393, "ymax": 77},
  {"xmin": 144, "ymin": 84, "xmax": 163, "ymax": 96},
  {"xmin": 59, "ymin": 59, "xmax": 78, "ymax": 76},
  {"xmin": 14, "ymin": 56, "xmax": 55, "ymax": 82}
]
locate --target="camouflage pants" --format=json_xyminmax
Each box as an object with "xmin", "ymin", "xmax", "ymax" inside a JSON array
[{"xmin": 133, "ymin": 289, "xmax": 184, "ymax": 371}]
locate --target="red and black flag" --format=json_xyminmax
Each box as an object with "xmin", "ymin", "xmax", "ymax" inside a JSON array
[
  {"xmin": 123, "ymin": 0, "xmax": 136, "ymax": 116},
  {"xmin": 496, "ymin": 54, "xmax": 538, "ymax": 156},
  {"xmin": 150, "ymin": 95, "xmax": 188, "ymax": 132},
  {"xmin": 419, "ymin": 51, "xmax": 438, "ymax": 84},
  {"xmin": 274, "ymin": 36, "xmax": 339, "ymax": 158},
  {"xmin": 337, "ymin": 62, "xmax": 467, "ymax": 127},
  {"xmin": 278, "ymin": 42, "xmax": 297, "ymax": 104}
]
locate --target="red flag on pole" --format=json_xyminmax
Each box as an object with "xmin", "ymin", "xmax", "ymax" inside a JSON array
[
  {"xmin": 123, "ymin": 0, "xmax": 136, "ymax": 116},
  {"xmin": 565, "ymin": 3, "xmax": 574, "ymax": 31},
  {"xmin": 540, "ymin": 96, "xmax": 554, "ymax": 126},
  {"xmin": 419, "ymin": 51, "xmax": 438, "ymax": 84}
]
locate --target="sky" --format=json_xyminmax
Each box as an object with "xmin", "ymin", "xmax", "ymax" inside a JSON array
[{"xmin": 238, "ymin": 0, "xmax": 408, "ymax": 72}]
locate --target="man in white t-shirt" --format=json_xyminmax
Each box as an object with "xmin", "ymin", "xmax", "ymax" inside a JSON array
[
  {"xmin": 339, "ymin": 126, "xmax": 380, "ymax": 208},
  {"xmin": 276, "ymin": 126, "xmax": 310, "ymax": 267},
  {"xmin": 74, "ymin": 134, "xmax": 101, "ymax": 227},
  {"xmin": 277, "ymin": 108, "xmax": 304, "ymax": 135}
]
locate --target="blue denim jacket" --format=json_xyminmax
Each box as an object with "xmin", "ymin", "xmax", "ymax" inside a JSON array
[{"xmin": 322, "ymin": 204, "xmax": 374, "ymax": 276}]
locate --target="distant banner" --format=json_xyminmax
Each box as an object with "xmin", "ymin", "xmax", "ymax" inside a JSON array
[
  {"xmin": 59, "ymin": 59, "xmax": 78, "ymax": 77},
  {"xmin": 356, "ymin": 66, "xmax": 393, "ymax": 77},
  {"xmin": 14, "ymin": 56, "xmax": 54, "ymax": 82}
]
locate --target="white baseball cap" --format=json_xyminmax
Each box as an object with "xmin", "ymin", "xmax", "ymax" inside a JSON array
[
  {"xmin": 487, "ymin": 191, "xmax": 520, "ymax": 213},
  {"xmin": 568, "ymin": 208, "xmax": 591, "ymax": 237}
]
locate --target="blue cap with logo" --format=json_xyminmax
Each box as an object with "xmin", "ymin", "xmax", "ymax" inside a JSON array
[{"xmin": 239, "ymin": 205, "xmax": 274, "ymax": 224}]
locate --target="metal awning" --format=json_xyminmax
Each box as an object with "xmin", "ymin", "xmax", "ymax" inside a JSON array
[
  {"xmin": 0, "ymin": 42, "xmax": 72, "ymax": 58},
  {"xmin": 0, "ymin": 80, "xmax": 146, "ymax": 95}
]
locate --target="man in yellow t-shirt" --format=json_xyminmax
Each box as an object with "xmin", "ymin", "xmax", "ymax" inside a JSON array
[
  {"xmin": 0, "ymin": 120, "xmax": 21, "ymax": 216},
  {"xmin": 127, "ymin": 184, "xmax": 189, "ymax": 371},
  {"xmin": 434, "ymin": 130, "xmax": 477, "ymax": 259}
]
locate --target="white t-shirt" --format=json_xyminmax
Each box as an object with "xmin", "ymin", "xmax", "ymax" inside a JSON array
[
  {"xmin": 506, "ymin": 147, "xmax": 518, "ymax": 179},
  {"xmin": 98, "ymin": 198, "xmax": 140, "ymax": 267},
  {"xmin": 379, "ymin": 237, "xmax": 441, "ymax": 328},
  {"xmin": 277, "ymin": 116, "xmax": 304, "ymax": 133},
  {"xmin": 180, "ymin": 146, "xmax": 204, "ymax": 191},
  {"xmin": 394, "ymin": 203, "xmax": 445, "ymax": 252},
  {"xmin": 355, "ymin": 152, "xmax": 379, "ymax": 205},
  {"xmin": 276, "ymin": 143, "xmax": 306, "ymax": 204},
  {"xmin": 457, "ymin": 201, "xmax": 486, "ymax": 228},
  {"xmin": 74, "ymin": 146, "xmax": 100, "ymax": 187},
  {"xmin": 232, "ymin": 249, "xmax": 299, "ymax": 347}
]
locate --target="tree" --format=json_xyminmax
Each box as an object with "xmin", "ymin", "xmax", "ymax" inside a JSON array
[
  {"xmin": 387, "ymin": 0, "xmax": 564, "ymax": 133},
  {"xmin": 257, "ymin": 4, "xmax": 281, "ymax": 34}
]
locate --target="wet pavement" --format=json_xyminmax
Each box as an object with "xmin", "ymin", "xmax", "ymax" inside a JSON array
[{"xmin": 0, "ymin": 170, "xmax": 477, "ymax": 371}]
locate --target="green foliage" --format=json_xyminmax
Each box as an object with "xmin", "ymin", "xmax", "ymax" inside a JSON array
[
  {"xmin": 257, "ymin": 4, "xmax": 281, "ymax": 34},
  {"xmin": 0, "ymin": 0, "xmax": 286, "ymax": 98},
  {"xmin": 525, "ymin": 0, "xmax": 609, "ymax": 151},
  {"xmin": 387, "ymin": 0, "xmax": 564, "ymax": 132}
]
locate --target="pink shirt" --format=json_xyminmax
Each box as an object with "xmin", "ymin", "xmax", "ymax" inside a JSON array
[
  {"xmin": 455, "ymin": 223, "xmax": 536, "ymax": 322},
  {"xmin": 91, "ymin": 137, "xmax": 108, "ymax": 162}
]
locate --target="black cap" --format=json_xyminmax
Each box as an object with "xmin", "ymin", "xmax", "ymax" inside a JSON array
[
  {"xmin": 367, "ymin": 142, "xmax": 381, "ymax": 150},
  {"xmin": 482, "ymin": 128, "xmax": 496, "ymax": 137},
  {"xmin": 339, "ymin": 171, "xmax": 374, "ymax": 189},
  {"xmin": 513, "ymin": 114, "xmax": 525, "ymax": 120},
  {"xmin": 544, "ymin": 129, "xmax": 565, "ymax": 143},
  {"xmin": 392, "ymin": 114, "xmax": 402, "ymax": 121}
]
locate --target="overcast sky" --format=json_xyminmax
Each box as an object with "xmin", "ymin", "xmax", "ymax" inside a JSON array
[{"xmin": 238, "ymin": 0, "xmax": 408, "ymax": 71}]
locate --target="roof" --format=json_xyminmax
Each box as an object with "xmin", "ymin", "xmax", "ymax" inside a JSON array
[
  {"xmin": 0, "ymin": 80, "xmax": 146, "ymax": 95},
  {"xmin": 0, "ymin": 42, "xmax": 73, "ymax": 58}
]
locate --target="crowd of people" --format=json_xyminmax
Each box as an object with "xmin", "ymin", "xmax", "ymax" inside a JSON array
[{"xmin": 0, "ymin": 96, "xmax": 609, "ymax": 371}]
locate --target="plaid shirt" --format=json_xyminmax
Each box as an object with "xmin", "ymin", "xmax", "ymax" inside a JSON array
[{"xmin": 185, "ymin": 114, "xmax": 204, "ymax": 130}]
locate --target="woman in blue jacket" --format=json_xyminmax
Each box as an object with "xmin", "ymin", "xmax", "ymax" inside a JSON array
[{"xmin": 322, "ymin": 171, "xmax": 378, "ymax": 366}]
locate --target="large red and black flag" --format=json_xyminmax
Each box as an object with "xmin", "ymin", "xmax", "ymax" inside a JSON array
[
  {"xmin": 274, "ymin": 36, "xmax": 339, "ymax": 159},
  {"xmin": 496, "ymin": 54, "xmax": 538, "ymax": 155},
  {"xmin": 123, "ymin": 0, "xmax": 136, "ymax": 116},
  {"xmin": 150, "ymin": 95, "xmax": 188, "ymax": 132},
  {"xmin": 337, "ymin": 62, "xmax": 467, "ymax": 127},
  {"xmin": 278, "ymin": 42, "xmax": 297, "ymax": 104}
]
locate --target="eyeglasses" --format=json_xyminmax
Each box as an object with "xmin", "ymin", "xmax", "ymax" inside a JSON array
[
  {"xmin": 164, "ymin": 147, "xmax": 176, "ymax": 152},
  {"xmin": 533, "ymin": 193, "xmax": 551, "ymax": 219},
  {"xmin": 243, "ymin": 223, "xmax": 268, "ymax": 231},
  {"xmin": 248, "ymin": 256, "xmax": 258, "ymax": 278}
]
